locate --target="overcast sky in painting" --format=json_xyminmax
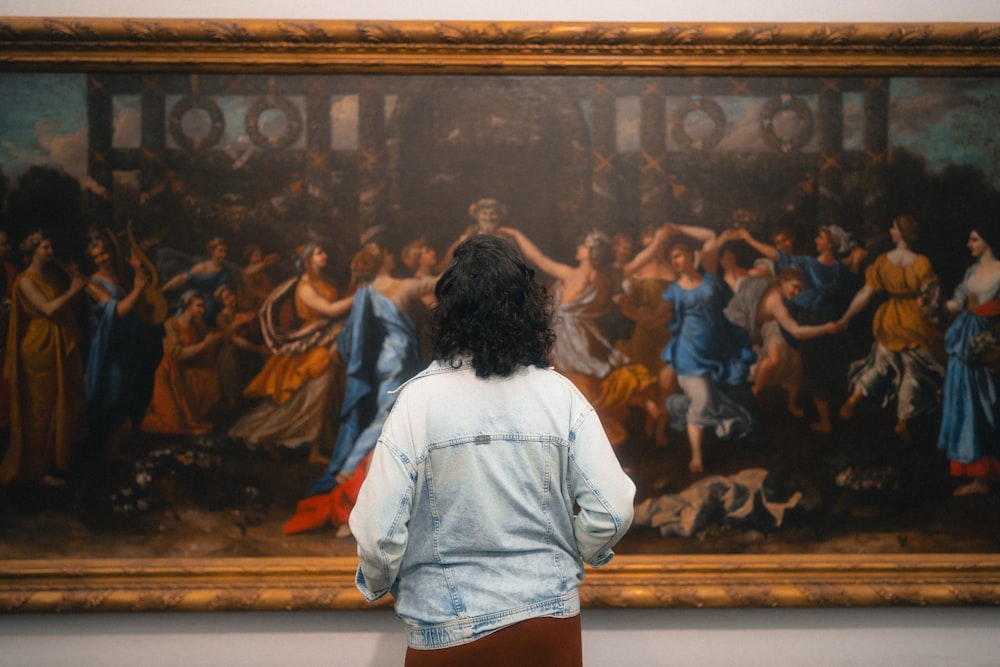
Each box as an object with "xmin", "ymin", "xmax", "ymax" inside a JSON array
[{"xmin": 1, "ymin": 74, "xmax": 998, "ymax": 192}]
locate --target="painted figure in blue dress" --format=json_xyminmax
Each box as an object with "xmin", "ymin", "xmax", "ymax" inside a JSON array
[
  {"xmin": 308, "ymin": 242, "xmax": 436, "ymax": 496},
  {"xmin": 655, "ymin": 224, "xmax": 757, "ymax": 474},
  {"xmin": 738, "ymin": 225, "xmax": 862, "ymax": 434},
  {"xmin": 82, "ymin": 235, "xmax": 162, "ymax": 460},
  {"xmin": 937, "ymin": 219, "xmax": 1000, "ymax": 497},
  {"xmin": 157, "ymin": 236, "xmax": 240, "ymax": 327}
]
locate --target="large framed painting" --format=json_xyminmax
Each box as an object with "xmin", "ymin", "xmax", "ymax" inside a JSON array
[{"xmin": 2, "ymin": 18, "xmax": 1000, "ymax": 611}]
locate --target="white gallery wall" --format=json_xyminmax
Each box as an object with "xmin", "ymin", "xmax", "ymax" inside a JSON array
[
  {"xmin": 2, "ymin": 1, "xmax": 1000, "ymax": 666},
  {"xmin": 0, "ymin": 0, "xmax": 998, "ymax": 21}
]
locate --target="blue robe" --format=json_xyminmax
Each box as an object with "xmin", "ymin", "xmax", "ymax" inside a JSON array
[
  {"xmin": 775, "ymin": 250, "xmax": 860, "ymax": 402},
  {"xmin": 937, "ymin": 266, "xmax": 1000, "ymax": 465},
  {"xmin": 308, "ymin": 285, "xmax": 422, "ymax": 495},
  {"xmin": 661, "ymin": 273, "xmax": 757, "ymax": 440},
  {"xmin": 662, "ymin": 272, "xmax": 754, "ymax": 385},
  {"xmin": 84, "ymin": 277, "xmax": 162, "ymax": 456}
]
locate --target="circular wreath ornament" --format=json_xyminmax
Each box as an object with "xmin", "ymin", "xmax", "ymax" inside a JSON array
[
  {"xmin": 245, "ymin": 95, "xmax": 303, "ymax": 151},
  {"xmin": 168, "ymin": 96, "xmax": 226, "ymax": 153},
  {"xmin": 670, "ymin": 96, "xmax": 726, "ymax": 151},
  {"xmin": 760, "ymin": 95, "xmax": 814, "ymax": 154}
]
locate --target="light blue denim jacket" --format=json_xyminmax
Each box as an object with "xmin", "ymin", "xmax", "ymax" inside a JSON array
[{"xmin": 349, "ymin": 360, "xmax": 636, "ymax": 649}]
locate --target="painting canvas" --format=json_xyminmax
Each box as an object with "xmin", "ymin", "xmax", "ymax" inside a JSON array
[{"xmin": 1, "ymin": 18, "xmax": 1000, "ymax": 610}]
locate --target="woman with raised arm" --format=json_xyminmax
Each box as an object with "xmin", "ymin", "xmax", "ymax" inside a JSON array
[
  {"xmin": 724, "ymin": 266, "xmax": 837, "ymax": 417},
  {"xmin": 82, "ymin": 234, "xmax": 162, "ymax": 460},
  {"xmin": 500, "ymin": 226, "xmax": 666, "ymax": 445},
  {"xmin": 738, "ymin": 224, "xmax": 860, "ymax": 433},
  {"xmin": 653, "ymin": 224, "xmax": 757, "ymax": 473},
  {"xmin": 157, "ymin": 236, "xmax": 239, "ymax": 327},
  {"xmin": 500, "ymin": 225, "xmax": 624, "ymax": 401},
  {"xmin": 229, "ymin": 241, "xmax": 354, "ymax": 464},
  {"xmin": 615, "ymin": 225, "xmax": 676, "ymax": 379},
  {"xmin": 1, "ymin": 231, "xmax": 88, "ymax": 487},
  {"xmin": 937, "ymin": 219, "xmax": 1000, "ymax": 496},
  {"xmin": 837, "ymin": 214, "xmax": 945, "ymax": 441}
]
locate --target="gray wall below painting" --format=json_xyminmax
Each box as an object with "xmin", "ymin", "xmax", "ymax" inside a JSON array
[
  {"xmin": 2, "ymin": 607, "xmax": 999, "ymax": 666},
  {"xmin": 1, "ymin": 1, "xmax": 1000, "ymax": 666}
]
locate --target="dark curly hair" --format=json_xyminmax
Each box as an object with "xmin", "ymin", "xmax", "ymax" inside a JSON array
[{"xmin": 433, "ymin": 234, "xmax": 555, "ymax": 378}]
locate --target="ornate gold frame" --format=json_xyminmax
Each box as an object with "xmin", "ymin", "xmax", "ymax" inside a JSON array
[
  {"xmin": 2, "ymin": 17, "xmax": 1000, "ymax": 611},
  {"xmin": 2, "ymin": 18, "xmax": 1000, "ymax": 74}
]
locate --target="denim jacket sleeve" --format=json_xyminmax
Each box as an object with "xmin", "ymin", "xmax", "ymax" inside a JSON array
[
  {"xmin": 568, "ymin": 405, "xmax": 636, "ymax": 567},
  {"xmin": 349, "ymin": 434, "xmax": 416, "ymax": 601}
]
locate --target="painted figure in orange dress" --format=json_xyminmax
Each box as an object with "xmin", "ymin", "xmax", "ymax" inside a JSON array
[
  {"xmin": 0, "ymin": 229, "xmax": 22, "ymax": 432},
  {"xmin": 228, "ymin": 242, "xmax": 355, "ymax": 465},
  {"xmin": 139, "ymin": 290, "xmax": 223, "ymax": 435},
  {"xmin": 837, "ymin": 214, "xmax": 945, "ymax": 441}
]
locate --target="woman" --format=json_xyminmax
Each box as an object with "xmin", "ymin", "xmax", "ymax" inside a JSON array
[
  {"xmin": 615, "ymin": 225, "xmax": 676, "ymax": 379},
  {"xmin": 502, "ymin": 226, "xmax": 659, "ymax": 445},
  {"xmin": 724, "ymin": 266, "xmax": 837, "ymax": 417},
  {"xmin": 82, "ymin": 235, "xmax": 163, "ymax": 459},
  {"xmin": 213, "ymin": 283, "xmax": 269, "ymax": 421},
  {"xmin": 158, "ymin": 236, "xmax": 238, "ymax": 326},
  {"xmin": 1, "ymin": 231, "xmax": 88, "ymax": 486},
  {"xmin": 229, "ymin": 242, "xmax": 354, "ymax": 464},
  {"xmin": 937, "ymin": 220, "xmax": 1000, "ymax": 496},
  {"xmin": 739, "ymin": 224, "xmax": 861, "ymax": 433},
  {"xmin": 399, "ymin": 235, "xmax": 439, "ymax": 359},
  {"xmin": 655, "ymin": 226, "xmax": 757, "ymax": 473},
  {"xmin": 139, "ymin": 290, "xmax": 223, "ymax": 435},
  {"xmin": 236, "ymin": 243, "xmax": 280, "ymax": 312},
  {"xmin": 500, "ymin": 226, "xmax": 623, "ymax": 400},
  {"xmin": 0, "ymin": 228, "xmax": 22, "ymax": 431},
  {"xmin": 308, "ymin": 242, "xmax": 436, "ymax": 491},
  {"xmin": 283, "ymin": 243, "xmax": 434, "ymax": 536},
  {"xmin": 837, "ymin": 214, "xmax": 945, "ymax": 441},
  {"xmin": 349, "ymin": 234, "xmax": 635, "ymax": 666}
]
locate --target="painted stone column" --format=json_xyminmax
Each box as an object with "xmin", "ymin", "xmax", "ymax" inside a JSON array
[
  {"xmin": 639, "ymin": 82, "xmax": 668, "ymax": 230},
  {"xmin": 357, "ymin": 82, "xmax": 387, "ymax": 235},
  {"xmin": 862, "ymin": 77, "xmax": 891, "ymax": 242},
  {"xmin": 589, "ymin": 81, "xmax": 618, "ymax": 230}
]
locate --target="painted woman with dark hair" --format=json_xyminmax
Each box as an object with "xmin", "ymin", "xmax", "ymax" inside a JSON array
[
  {"xmin": 349, "ymin": 234, "xmax": 634, "ymax": 666},
  {"xmin": 937, "ymin": 219, "xmax": 1000, "ymax": 496},
  {"xmin": 282, "ymin": 242, "xmax": 436, "ymax": 537}
]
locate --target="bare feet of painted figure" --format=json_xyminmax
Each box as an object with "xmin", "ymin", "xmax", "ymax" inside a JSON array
[
  {"xmin": 954, "ymin": 479, "xmax": 990, "ymax": 497},
  {"xmin": 809, "ymin": 398, "xmax": 834, "ymax": 434},
  {"xmin": 839, "ymin": 390, "xmax": 861, "ymax": 422}
]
